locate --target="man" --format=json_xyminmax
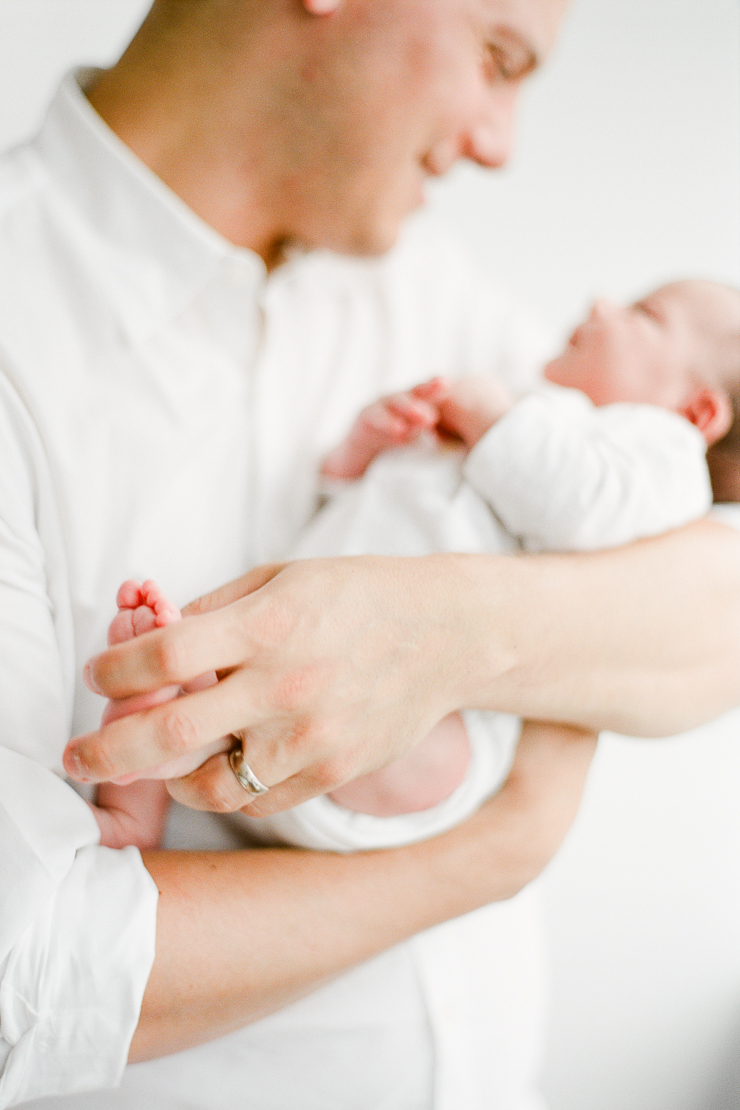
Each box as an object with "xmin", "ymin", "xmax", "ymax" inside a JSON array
[
  {"xmin": 1, "ymin": 1, "xmax": 738, "ymax": 1107},
  {"xmin": 64, "ymin": 0, "xmax": 740, "ymax": 818}
]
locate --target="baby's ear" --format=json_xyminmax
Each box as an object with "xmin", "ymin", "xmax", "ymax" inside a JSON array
[{"xmin": 680, "ymin": 388, "xmax": 734, "ymax": 446}]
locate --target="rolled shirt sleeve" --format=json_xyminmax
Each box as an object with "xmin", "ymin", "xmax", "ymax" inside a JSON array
[
  {"xmin": 0, "ymin": 754, "xmax": 158, "ymax": 1105},
  {"xmin": 0, "ymin": 367, "xmax": 158, "ymax": 1104}
]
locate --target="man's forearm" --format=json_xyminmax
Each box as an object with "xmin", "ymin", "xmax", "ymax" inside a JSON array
[
  {"xmin": 67, "ymin": 519, "xmax": 738, "ymax": 814},
  {"xmin": 463, "ymin": 518, "xmax": 740, "ymax": 736},
  {"xmin": 130, "ymin": 724, "xmax": 596, "ymax": 1062}
]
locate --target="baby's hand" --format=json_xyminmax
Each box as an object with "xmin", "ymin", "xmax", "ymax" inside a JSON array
[
  {"xmin": 321, "ymin": 377, "xmax": 451, "ymax": 479},
  {"xmin": 436, "ymin": 375, "xmax": 515, "ymax": 449}
]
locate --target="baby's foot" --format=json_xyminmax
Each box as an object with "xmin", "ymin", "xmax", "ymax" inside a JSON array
[
  {"xmin": 321, "ymin": 377, "xmax": 450, "ymax": 480},
  {"xmin": 107, "ymin": 578, "xmax": 181, "ymax": 646},
  {"xmin": 101, "ymin": 579, "xmax": 183, "ymax": 735},
  {"xmin": 100, "ymin": 579, "xmax": 226, "ymax": 783}
]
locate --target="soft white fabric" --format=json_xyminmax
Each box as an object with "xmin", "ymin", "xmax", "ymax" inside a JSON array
[
  {"xmin": 244, "ymin": 384, "xmax": 711, "ymax": 851},
  {"xmin": 709, "ymin": 503, "xmax": 740, "ymax": 531},
  {"xmin": 0, "ymin": 73, "xmax": 555, "ymax": 1108},
  {"xmin": 464, "ymin": 385, "xmax": 712, "ymax": 552},
  {"xmin": 245, "ymin": 706, "xmax": 521, "ymax": 851}
]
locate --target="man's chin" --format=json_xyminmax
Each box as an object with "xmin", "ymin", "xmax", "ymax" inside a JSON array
[
  {"xmin": 333, "ymin": 220, "xmax": 404, "ymax": 259},
  {"xmin": 305, "ymin": 205, "xmax": 411, "ymax": 259}
]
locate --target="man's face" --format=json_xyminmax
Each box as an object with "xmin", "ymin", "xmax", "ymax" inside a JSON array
[
  {"xmin": 543, "ymin": 287, "xmax": 702, "ymax": 409},
  {"xmin": 271, "ymin": 0, "xmax": 568, "ymax": 256}
]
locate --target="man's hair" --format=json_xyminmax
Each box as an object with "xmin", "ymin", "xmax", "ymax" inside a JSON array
[{"xmin": 704, "ymin": 283, "xmax": 740, "ymax": 500}]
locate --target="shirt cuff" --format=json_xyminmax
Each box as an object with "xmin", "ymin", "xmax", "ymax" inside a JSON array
[{"xmin": 0, "ymin": 840, "xmax": 157, "ymax": 1105}]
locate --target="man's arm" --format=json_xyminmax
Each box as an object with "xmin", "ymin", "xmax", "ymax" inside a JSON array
[
  {"xmin": 64, "ymin": 519, "xmax": 740, "ymax": 815},
  {"xmin": 131, "ymin": 721, "xmax": 596, "ymax": 1061}
]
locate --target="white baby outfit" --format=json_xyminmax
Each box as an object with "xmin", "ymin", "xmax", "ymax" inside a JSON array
[{"xmin": 242, "ymin": 385, "xmax": 712, "ymax": 851}]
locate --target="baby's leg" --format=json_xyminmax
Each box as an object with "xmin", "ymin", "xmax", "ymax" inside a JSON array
[
  {"xmin": 92, "ymin": 778, "xmax": 171, "ymax": 850},
  {"xmin": 329, "ymin": 712, "xmax": 471, "ymax": 817}
]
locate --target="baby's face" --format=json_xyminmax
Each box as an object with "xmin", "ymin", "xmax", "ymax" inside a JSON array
[{"xmin": 544, "ymin": 285, "xmax": 702, "ymax": 409}]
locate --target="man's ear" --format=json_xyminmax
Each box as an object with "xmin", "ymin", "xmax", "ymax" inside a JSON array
[
  {"xmin": 680, "ymin": 388, "xmax": 734, "ymax": 446},
  {"xmin": 302, "ymin": 0, "xmax": 341, "ymax": 13}
]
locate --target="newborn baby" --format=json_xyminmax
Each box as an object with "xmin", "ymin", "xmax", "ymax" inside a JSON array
[{"xmin": 88, "ymin": 279, "xmax": 740, "ymax": 850}]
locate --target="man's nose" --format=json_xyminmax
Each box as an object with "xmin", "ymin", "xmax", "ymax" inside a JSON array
[
  {"xmin": 589, "ymin": 298, "xmax": 614, "ymax": 321},
  {"xmin": 463, "ymin": 87, "xmax": 518, "ymax": 169}
]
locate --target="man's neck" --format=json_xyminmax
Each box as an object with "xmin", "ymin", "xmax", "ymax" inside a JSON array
[{"xmin": 85, "ymin": 8, "xmax": 287, "ymax": 265}]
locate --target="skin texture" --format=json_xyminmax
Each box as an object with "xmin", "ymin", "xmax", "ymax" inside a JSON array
[
  {"xmin": 92, "ymin": 581, "xmax": 223, "ymax": 850},
  {"xmin": 47, "ymin": 0, "xmax": 605, "ymax": 1064},
  {"xmin": 544, "ymin": 281, "xmax": 740, "ymax": 445},
  {"xmin": 130, "ymin": 719, "xmax": 597, "ymax": 1061},
  {"xmin": 50, "ymin": 0, "xmax": 740, "ymax": 1061},
  {"xmin": 68, "ymin": 519, "xmax": 740, "ymax": 822},
  {"xmin": 68, "ymin": 292, "xmax": 740, "ymax": 816},
  {"xmin": 86, "ymin": 0, "xmax": 567, "ymax": 264}
]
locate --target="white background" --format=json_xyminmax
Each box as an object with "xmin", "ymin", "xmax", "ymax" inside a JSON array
[{"xmin": 0, "ymin": 2, "xmax": 738, "ymax": 1108}]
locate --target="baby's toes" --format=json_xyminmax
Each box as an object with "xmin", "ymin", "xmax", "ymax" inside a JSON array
[
  {"xmin": 115, "ymin": 579, "xmax": 143, "ymax": 610},
  {"xmin": 141, "ymin": 580, "xmax": 181, "ymax": 626},
  {"xmin": 131, "ymin": 603, "xmax": 160, "ymax": 637},
  {"xmin": 107, "ymin": 608, "xmax": 137, "ymax": 646}
]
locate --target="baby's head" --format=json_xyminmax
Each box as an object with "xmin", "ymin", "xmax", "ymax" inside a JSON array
[{"xmin": 544, "ymin": 280, "xmax": 740, "ymax": 455}]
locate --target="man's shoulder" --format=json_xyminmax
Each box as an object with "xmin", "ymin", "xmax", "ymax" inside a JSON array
[
  {"xmin": 0, "ymin": 140, "xmax": 43, "ymax": 224},
  {"xmin": 0, "ymin": 144, "xmax": 45, "ymax": 346},
  {"xmin": 0, "ymin": 136, "xmax": 84, "ymax": 382}
]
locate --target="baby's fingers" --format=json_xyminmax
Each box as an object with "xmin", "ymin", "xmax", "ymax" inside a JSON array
[{"xmin": 409, "ymin": 376, "xmax": 451, "ymax": 402}]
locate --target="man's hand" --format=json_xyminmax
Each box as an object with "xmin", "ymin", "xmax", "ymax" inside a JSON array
[{"xmin": 64, "ymin": 555, "xmax": 496, "ymax": 815}]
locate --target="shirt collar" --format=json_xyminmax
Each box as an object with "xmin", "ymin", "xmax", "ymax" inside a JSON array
[{"xmin": 33, "ymin": 71, "xmax": 268, "ymax": 345}]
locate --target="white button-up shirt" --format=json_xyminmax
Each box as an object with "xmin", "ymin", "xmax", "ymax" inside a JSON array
[{"xmin": 0, "ymin": 72, "xmax": 569, "ymax": 1109}]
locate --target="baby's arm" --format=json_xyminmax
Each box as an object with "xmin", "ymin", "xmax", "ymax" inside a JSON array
[
  {"xmin": 435, "ymin": 375, "xmax": 516, "ymax": 447},
  {"xmin": 463, "ymin": 389, "xmax": 714, "ymax": 551},
  {"xmin": 321, "ymin": 375, "xmax": 515, "ymax": 479},
  {"xmin": 321, "ymin": 378, "xmax": 451, "ymax": 479}
]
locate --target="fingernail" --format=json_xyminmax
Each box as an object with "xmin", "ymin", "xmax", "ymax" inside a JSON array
[
  {"xmin": 84, "ymin": 660, "xmax": 102, "ymax": 695},
  {"xmin": 63, "ymin": 744, "xmax": 90, "ymax": 782}
]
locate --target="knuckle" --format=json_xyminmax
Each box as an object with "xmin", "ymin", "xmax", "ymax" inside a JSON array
[
  {"xmin": 167, "ymin": 765, "xmax": 240, "ymax": 814},
  {"xmin": 286, "ymin": 713, "xmax": 334, "ymax": 759},
  {"xmin": 159, "ymin": 705, "xmax": 198, "ymax": 756},
  {"xmin": 274, "ymin": 666, "xmax": 319, "ymax": 713},
  {"xmin": 245, "ymin": 595, "xmax": 296, "ymax": 650},
  {"xmin": 152, "ymin": 632, "xmax": 187, "ymax": 682},
  {"xmin": 313, "ymin": 752, "xmax": 352, "ymax": 792},
  {"xmin": 205, "ymin": 779, "xmax": 242, "ymax": 813}
]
